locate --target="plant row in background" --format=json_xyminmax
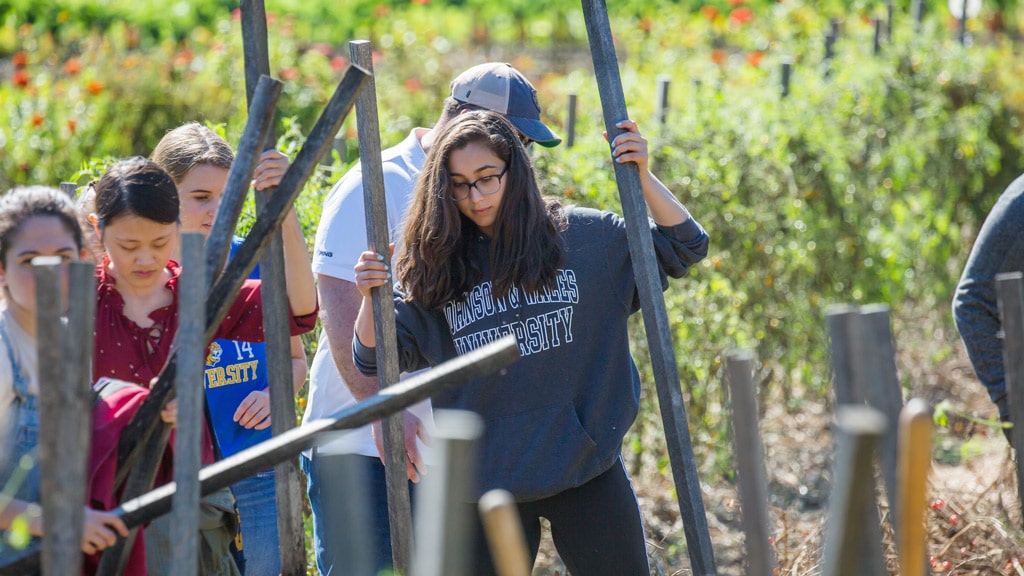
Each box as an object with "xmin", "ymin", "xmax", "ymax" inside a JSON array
[{"xmin": 3, "ymin": 0, "xmax": 1024, "ymax": 490}]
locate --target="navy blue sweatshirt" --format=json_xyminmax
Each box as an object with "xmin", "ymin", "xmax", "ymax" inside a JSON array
[{"xmin": 355, "ymin": 205, "xmax": 709, "ymax": 501}]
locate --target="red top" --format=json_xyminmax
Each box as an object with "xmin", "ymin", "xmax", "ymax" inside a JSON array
[
  {"xmin": 93, "ymin": 259, "xmax": 317, "ymax": 384},
  {"xmin": 92, "ymin": 259, "xmax": 317, "ymax": 465}
]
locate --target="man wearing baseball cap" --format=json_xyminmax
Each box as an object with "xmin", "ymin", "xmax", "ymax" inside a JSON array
[{"xmin": 302, "ymin": 62, "xmax": 559, "ymax": 574}]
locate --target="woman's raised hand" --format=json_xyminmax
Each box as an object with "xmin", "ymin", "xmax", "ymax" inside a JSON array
[
  {"xmin": 253, "ymin": 149, "xmax": 289, "ymax": 191},
  {"xmin": 354, "ymin": 251, "xmax": 391, "ymax": 299}
]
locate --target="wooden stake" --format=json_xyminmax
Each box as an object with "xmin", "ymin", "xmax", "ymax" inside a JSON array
[
  {"xmin": 896, "ymin": 399, "xmax": 932, "ymax": 576},
  {"xmin": 239, "ymin": 1, "xmax": 306, "ymax": 570},
  {"xmin": 169, "ymin": 233, "xmax": 205, "ymax": 576},
  {"xmin": 565, "ymin": 93, "xmax": 577, "ymax": 149},
  {"xmin": 821, "ymin": 406, "xmax": 887, "ymax": 576},
  {"xmin": 580, "ymin": 0, "xmax": 716, "ymax": 572},
  {"xmin": 725, "ymin": 350, "xmax": 775, "ymax": 576},
  {"xmin": 349, "ymin": 39, "xmax": 414, "ymax": 573},
  {"xmin": 2, "ymin": 336, "xmax": 521, "ymax": 575},
  {"xmin": 36, "ymin": 258, "xmax": 94, "ymax": 576},
  {"xmin": 478, "ymin": 490, "xmax": 531, "ymax": 576},
  {"xmin": 996, "ymin": 272, "xmax": 1024, "ymax": 514},
  {"xmin": 412, "ymin": 410, "xmax": 483, "ymax": 576}
]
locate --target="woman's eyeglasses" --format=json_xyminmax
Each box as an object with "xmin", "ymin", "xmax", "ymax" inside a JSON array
[{"xmin": 450, "ymin": 166, "xmax": 508, "ymax": 202}]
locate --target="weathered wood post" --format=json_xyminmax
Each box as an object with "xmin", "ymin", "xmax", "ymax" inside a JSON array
[
  {"xmin": 655, "ymin": 75, "xmax": 670, "ymax": 129},
  {"xmin": 3, "ymin": 336, "xmax": 520, "ymax": 576},
  {"xmin": 897, "ymin": 398, "xmax": 933, "ymax": 576},
  {"xmin": 349, "ymin": 38, "xmax": 415, "ymax": 573},
  {"xmin": 412, "ymin": 410, "xmax": 483, "ymax": 576},
  {"xmin": 580, "ymin": 0, "xmax": 717, "ymax": 572},
  {"xmin": 239, "ymin": 1, "xmax": 307, "ymax": 571},
  {"xmin": 725, "ymin": 350, "xmax": 775, "ymax": 576},
  {"xmin": 780, "ymin": 59, "xmax": 793, "ymax": 99},
  {"xmin": 169, "ymin": 233, "xmax": 205, "ymax": 576},
  {"xmin": 824, "ymin": 305, "xmax": 887, "ymax": 576},
  {"xmin": 478, "ymin": 490, "xmax": 530, "ymax": 576},
  {"xmin": 565, "ymin": 93, "xmax": 577, "ymax": 149},
  {"xmin": 959, "ymin": 0, "xmax": 969, "ymax": 45},
  {"xmin": 873, "ymin": 18, "xmax": 883, "ymax": 55},
  {"xmin": 859, "ymin": 304, "xmax": 903, "ymax": 535},
  {"xmin": 996, "ymin": 272, "xmax": 1024, "ymax": 512},
  {"xmin": 821, "ymin": 406, "xmax": 887, "ymax": 576},
  {"xmin": 35, "ymin": 258, "xmax": 95, "ymax": 575},
  {"xmin": 912, "ymin": 0, "xmax": 925, "ymax": 33},
  {"xmin": 885, "ymin": 0, "xmax": 894, "ymax": 42}
]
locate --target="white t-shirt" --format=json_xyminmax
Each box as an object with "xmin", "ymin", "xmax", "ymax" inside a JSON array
[
  {"xmin": 0, "ymin": 307, "xmax": 39, "ymax": 435},
  {"xmin": 304, "ymin": 129, "xmax": 435, "ymax": 459}
]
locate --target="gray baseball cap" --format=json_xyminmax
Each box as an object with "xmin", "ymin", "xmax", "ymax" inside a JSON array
[{"xmin": 450, "ymin": 62, "xmax": 562, "ymax": 148}]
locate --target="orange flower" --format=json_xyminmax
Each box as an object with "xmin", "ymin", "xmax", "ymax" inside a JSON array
[
  {"xmin": 279, "ymin": 67, "xmax": 299, "ymax": 81},
  {"xmin": 729, "ymin": 7, "xmax": 754, "ymax": 24},
  {"xmin": 404, "ymin": 78, "xmax": 422, "ymax": 92},
  {"xmin": 638, "ymin": 16, "xmax": 653, "ymax": 33},
  {"xmin": 412, "ymin": 0, "xmax": 430, "ymax": 5},
  {"xmin": 711, "ymin": 49, "xmax": 728, "ymax": 65},
  {"xmin": 701, "ymin": 5, "xmax": 720, "ymax": 21},
  {"xmin": 330, "ymin": 55, "xmax": 347, "ymax": 72},
  {"xmin": 67, "ymin": 119, "xmax": 77, "ymax": 134},
  {"xmin": 12, "ymin": 51, "xmax": 27, "ymax": 67},
  {"xmin": 12, "ymin": 69, "xmax": 29, "ymax": 87},
  {"xmin": 63, "ymin": 57, "xmax": 81, "ymax": 75},
  {"xmin": 231, "ymin": 8, "xmax": 241, "ymax": 20},
  {"xmin": 31, "ymin": 112, "xmax": 44, "ymax": 127},
  {"xmin": 373, "ymin": 5, "xmax": 391, "ymax": 17},
  {"xmin": 729, "ymin": 0, "xmax": 746, "ymax": 4},
  {"xmin": 746, "ymin": 51, "xmax": 765, "ymax": 67},
  {"xmin": 86, "ymin": 79, "xmax": 104, "ymax": 95},
  {"xmin": 173, "ymin": 50, "xmax": 193, "ymax": 67}
]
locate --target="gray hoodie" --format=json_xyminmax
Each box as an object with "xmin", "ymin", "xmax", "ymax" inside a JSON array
[{"xmin": 355, "ymin": 205, "xmax": 709, "ymax": 501}]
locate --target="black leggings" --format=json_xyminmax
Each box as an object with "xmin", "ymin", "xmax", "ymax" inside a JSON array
[{"xmin": 471, "ymin": 458, "xmax": 650, "ymax": 576}]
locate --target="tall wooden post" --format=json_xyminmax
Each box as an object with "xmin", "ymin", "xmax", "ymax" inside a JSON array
[
  {"xmin": 170, "ymin": 234, "xmax": 205, "ymax": 576},
  {"xmin": 239, "ymin": 0, "xmax": 307, "ymax": 571},
  {"xmin": 655, "ymin": 75, "xmax": 670, "ymax": 128},
  {"xmin": 897, "ymin": 399, "xmax": 933, "ymax": 576},
  {"xmin": 349, "ymin": 39, "xmax": 415, "ymax": 572},
  {"xmin": 565, "ymin": 93, "xmax": 577, "ymax": 149},
  {"xmin": 821, "ymin": 406, "xmax": 887, "ymax": 576},
  {"xmin": 580, "ymin": 0, "xmax": 716, "ymax": 572},
  {"xmin": 996, "ymin": 272, "xmax": 1024, "ymax": 513},
  {"xmin": 725, "ymin": 350, "xmax": 775, "ymax": 576},
  {"xmin": 412, "ymin": 411, "xmax": 483, "ymax": 576},
  {"xmin": 36, "ymin": 258, "xmax": 94, "ymax": 576}
]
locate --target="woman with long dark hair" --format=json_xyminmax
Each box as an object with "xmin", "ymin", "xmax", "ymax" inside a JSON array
[{"xmin": 353, "ymin": 110, "xmax": 708, "ymax": 575}]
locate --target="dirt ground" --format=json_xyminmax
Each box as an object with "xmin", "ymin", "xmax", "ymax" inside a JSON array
[{"xmin": 531, "ymin": 306, "xmax": 1024, "ymax": 575}]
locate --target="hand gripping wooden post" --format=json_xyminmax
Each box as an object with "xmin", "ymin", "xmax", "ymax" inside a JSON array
[
  {"xmin": 0, "ymin": 336, "xmax": 520, "ymax": 576},
  {"xmin": 580, "ymin": 0, "xmax": 716, "ymax": 572},
  {"xmin": 349, "ymin": 39, "xmax": 415, "ymax": 573},
  {"xmin": 725, "ymin": 350, "xmax": 775, "ymax": 576},
  {"xmin": 478, "ymin": 490, "xmax": 531, "ymax": 576},
  {"xmin": 896, "ymin": 398, "xmax": 933, "ymax": 576},
  {"xmin": 996, "ymin": 272, "xmax": 1024, "ymax": 512},
  {"xmin": 35, "ymin": 259, "xmax": 95, "ymax": 576},
  {"xmin": 100, "ymin": 68, "xmax": 369, "ymax": 574},
  {"xmin": 240, "ymin": 1, "xmax": 307, "ymax": 570},
  {"xmin": 412, "ymin": 410, "xmax": 483, "ymax": 576},
  {"xmin": 169, "ymin": 234, "xmax": 205, "ymax": 576},
  {"xmin": 821, "ymin": 406, "xmax": 887, "ymax": 576}
]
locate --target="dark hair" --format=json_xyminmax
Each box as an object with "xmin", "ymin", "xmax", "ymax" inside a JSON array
[
  {"xmin": 151, "ymin": 122, "xmax": 234, "ymax": 184},
  {"xmin": 0, "ymin": 186, "xmax": 84, "ymax": 264},
  {"xmin": 396, "ymin": 110, "xmax": 564, "ymax": 310},
  {"xmin": 93, "ymin": 156, "xmax": 179, "ymax": 230}
]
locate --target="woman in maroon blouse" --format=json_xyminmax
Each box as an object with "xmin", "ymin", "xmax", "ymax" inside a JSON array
[{"xmin": 84, "ymin": 156, "xmax": 317, "ymax": 576}]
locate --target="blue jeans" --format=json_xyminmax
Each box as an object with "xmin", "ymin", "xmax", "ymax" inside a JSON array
[
  {"xmin": 231, "ymin": 470, "xmax": 281, "ymax": 576},
  {"xmin": 301, "ymin": 451, "xmax": 415, "ymax": 576}
]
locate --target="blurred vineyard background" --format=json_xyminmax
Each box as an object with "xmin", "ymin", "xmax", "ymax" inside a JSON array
[{"xmin": 4, "ymin": 0, "xmax": 1024, "ymax": 572}]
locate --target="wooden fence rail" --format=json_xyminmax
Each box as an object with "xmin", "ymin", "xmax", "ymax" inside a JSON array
[{"xmin": 0, "ymin": 336, "xmax": 519, "ymax": 575}]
